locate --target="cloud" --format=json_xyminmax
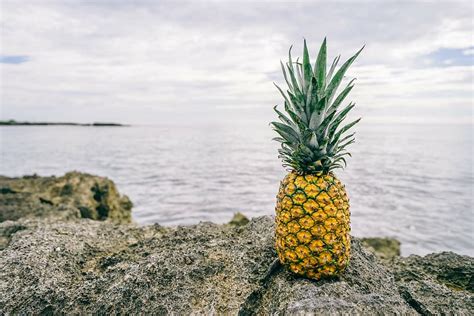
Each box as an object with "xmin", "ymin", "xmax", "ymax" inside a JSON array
[{"xmin": 0, "ymin": 0, "xmax": 472, "ymax": 123}]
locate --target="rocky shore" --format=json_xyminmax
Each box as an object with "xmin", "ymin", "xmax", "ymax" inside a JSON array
[{"xmin": 0, "ymin": 172, "xmax": 472, "ymax": 314}]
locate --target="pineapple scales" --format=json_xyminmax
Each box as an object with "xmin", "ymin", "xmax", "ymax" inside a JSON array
[{"xmin": 272, "ymin": 39, "xmax": 363, "ymax": 280}]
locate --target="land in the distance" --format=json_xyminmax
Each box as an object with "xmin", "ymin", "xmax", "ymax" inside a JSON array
[{"xmin": 0, "ymin": 119, "xmax": 127, "ymax": 126}]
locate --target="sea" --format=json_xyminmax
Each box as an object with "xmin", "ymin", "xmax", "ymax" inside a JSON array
[{"xmin": 1, "ymin": 120, "xmax": 473, "ymax": 256}]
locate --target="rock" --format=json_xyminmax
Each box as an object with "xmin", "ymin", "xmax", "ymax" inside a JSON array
[
  {"xmin": 360, "ymin": 238, "xmax": 474, "ymax": 313},
  {"xmin": 387, "ymin": 252, "xmax": 474, "ymax": 314},
  {"xmin": 0, "ymin": 217, "xmax": 276, "ymax": 314},
  {"xmin": 250, "ymin": 237, "xmax": 414, "ymax": 315},
  {"xmin": 361, "ymin": 237, "xmax": 401, "ymax": 260},
  {"xmin": 0, "ymin": 173, "xmax": 472, "ymax": 314},
  {"xmin": 0, "ymin": 172, "xmax": 132, "ymax": 224},
  {"xmin": 228, "ymin": 212, "xmax": 250, "ymax": 226},
  {"xmin": 0, "ymin": 221, "xmax": 27, "ymax": 250},
  {"xmin": 0, "ymin": 214, "xmax": 429, "ymax": 315}
]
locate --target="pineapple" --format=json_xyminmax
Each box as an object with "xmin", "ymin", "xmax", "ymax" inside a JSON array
[{"xmin": 272, "ymin": 39, "xmax": 363, "ymax": 280}]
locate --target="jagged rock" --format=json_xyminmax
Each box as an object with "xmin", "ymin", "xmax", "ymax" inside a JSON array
[
  {"xmin": 0, "ymin": 217, "xmax": 276, "ymax": 314},
  {"xmin": 0, "ymin": 215, "xmax": 432, "ymax": 315},
  {"xmin": 249, "ymin": 237, "xmax": 414, "ymax": 314},
  {"xmin": 0, "ymin": 172, "xmax": 132, "ymax": 224},
  {"xmin": 388, "ymin": 252, "xmax": 474, "ymax": 314},
  {"xmin": 361, "ymin": 237, "xmax": 401, "ymax": 260},
  {"xmin": 0, "ymin": 173, "xmax": 472, "ymax": 314},
  {"xmin": 0, "ymin": 220, "xmax": 27, "ymax": 250}
]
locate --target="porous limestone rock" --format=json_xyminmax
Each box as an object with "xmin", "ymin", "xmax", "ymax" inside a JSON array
[
  {"xmin": 387, "ymin": 251, "xmax": 474, "ymax": 315},
  {"xmin": 0, "ymin": 173, "xmax": 472, "ymax": 314},
  {"xmin": 0, "ymin": 216, "xmax": 419, "ymax": 314},
  {"xmin": 0, "ymin": 172, "xmax": 132, "ymax": 223}
]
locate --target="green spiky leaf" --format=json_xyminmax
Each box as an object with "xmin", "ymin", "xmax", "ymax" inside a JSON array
[
  {"xmin": 327, "ymin": 79, "xmax": 356, "ymax": 115},
  {"xmin": 326, "ymin": 45, "xmax": 364, "ymax": 103},
  {"xmin": 272, "ymin": 39, "xmax": 363, "ymax": 174},
  {"xmin": 315, "ymin": 37, "xmax": 327, "ymax": 94},
  {"xmin": 271, "ymin": 121, "xmax": 300, "ymax": 143},
  {"xmin": 273, "ymin": 105, "xmax": 296, "ymax": 128},
  {"xmin": 333, "ymin": 118, "xmax": 361, "ymax": 143},
  {"xmin": 280, "ymin": 61, "xmax": 293, "ymax": 91},
  {"xmin": 326, "ymin": 55, "xmax": 340, "ymax": 83},
  {"xmin": 303, "ymin": 39, "xmax": 313, "ymax": 91}
]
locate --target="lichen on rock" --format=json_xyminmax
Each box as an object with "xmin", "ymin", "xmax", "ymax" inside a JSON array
[
  {"xmin": 228, "ymin": 212, "xmax": 250, "ymax": 226},
  {"xmin": 361, "ymin": 237, "xmax": 401, "ymax": 260}
]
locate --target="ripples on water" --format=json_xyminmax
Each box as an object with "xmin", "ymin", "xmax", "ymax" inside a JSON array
[{"xmin": 0, "ymin": 121, "xmax": 472, "ymax": 256}]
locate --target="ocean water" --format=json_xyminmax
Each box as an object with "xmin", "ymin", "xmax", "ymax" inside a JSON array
[{"xmin": 0, "ymin": 121, "xmax": 472, "ymax": 256}]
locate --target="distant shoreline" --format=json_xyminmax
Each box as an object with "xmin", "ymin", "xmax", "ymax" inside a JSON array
[{"xmin": 0, "ymin": 120, "xmax": 128, "ymax": 127}]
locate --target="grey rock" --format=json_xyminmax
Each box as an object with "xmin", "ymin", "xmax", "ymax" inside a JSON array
[
  {"xmin": 0, "ymin": 215, "xmax": 416, "ymax": 315},
  {"xmin": 252, "ymin": 237, "xmax": 414, "ymax": 315},
  {"xmin": 0, "ymin": 172, "xmax": 132, "ymax": 224},
  {"xmin": 2, "ymin": 215, "xmax": 472, "ymax": 315},
  {"xmin": 388, "ymin": 252, "xmax": 474, "ymax": 314},
  {"xmin": 0, "ymin": 216, "xmax": 276, "ymax": 314},
  {"xmin": 0, "ymin": 173, "xmax": 472, "ymax": 314}
]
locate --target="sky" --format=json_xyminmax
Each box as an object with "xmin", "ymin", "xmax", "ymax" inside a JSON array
[{"xmin": 0, "ymin": 0, "xmax": 473, "ymax": 124}]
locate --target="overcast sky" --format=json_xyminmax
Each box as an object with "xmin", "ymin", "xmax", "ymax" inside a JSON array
[{"xmin": 1, "ymin": 0, "xmax": 473, "ymax": 124}]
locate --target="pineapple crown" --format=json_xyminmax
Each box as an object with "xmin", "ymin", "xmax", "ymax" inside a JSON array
[{"xmin": 271, "ymin": 38, "xmax": 364, "ymax": 174}]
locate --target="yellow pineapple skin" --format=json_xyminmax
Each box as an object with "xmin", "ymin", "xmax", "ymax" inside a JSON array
[{"xmin": 275, "ymin": 172, "xmax": 351, "ymax": 280}]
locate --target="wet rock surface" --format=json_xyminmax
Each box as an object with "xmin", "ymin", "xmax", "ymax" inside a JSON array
[
  {"xmin": 0, "ymin": 173, "xmax": 472, "ymax": 314},
  {"xmin": 0, "ymin": 172, "xmax": 132, "ymax": 224}
]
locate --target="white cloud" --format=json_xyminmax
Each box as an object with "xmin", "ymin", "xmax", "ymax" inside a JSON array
[{"xmin": 0, "ymin": 0, "xmax": 472, "ymax": 123}]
